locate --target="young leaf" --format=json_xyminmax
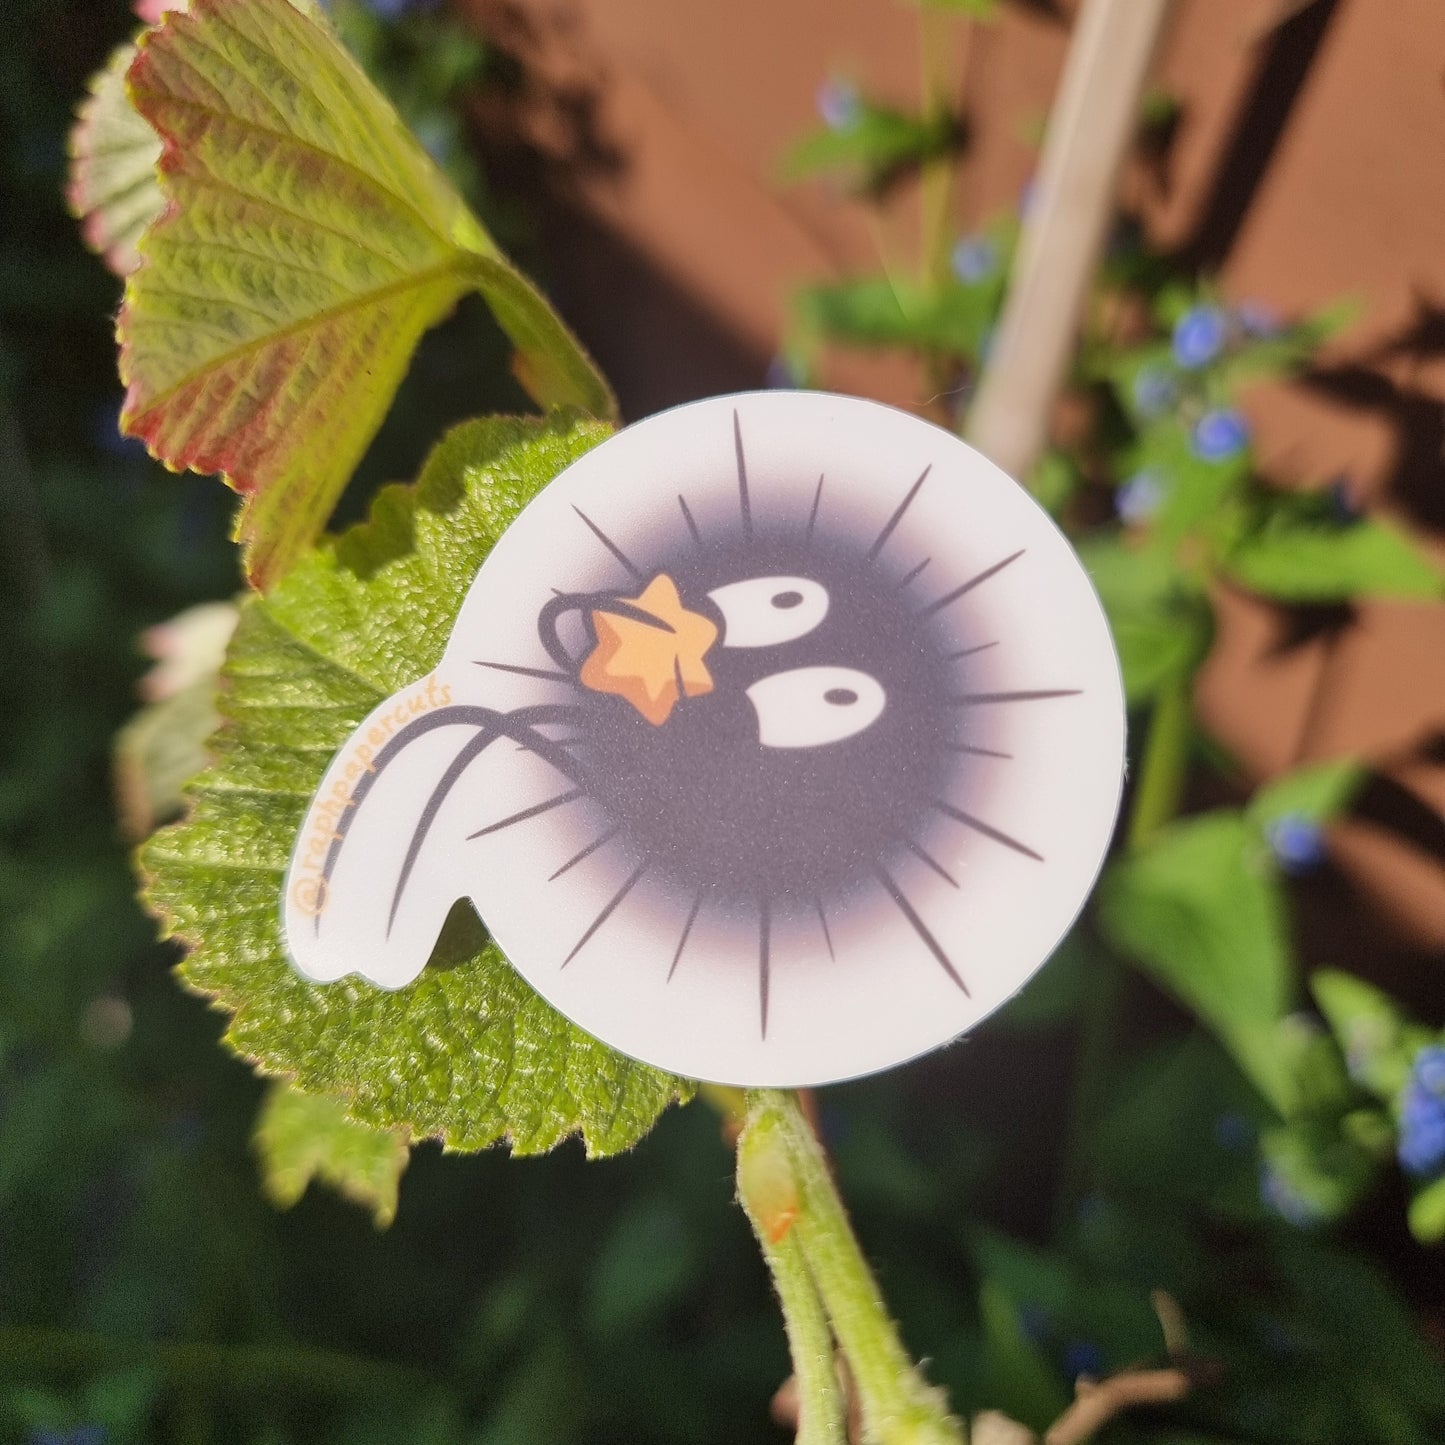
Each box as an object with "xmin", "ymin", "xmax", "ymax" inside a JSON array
[
  {"xmin": 141, "ymin": 412, "xmax": 695, "ymax": 1156},
  {"xmin": 1224, "ymin": 514, "xmax": 1443, "ymax": 601},
  {"xmin": 1098, "ymin": 812, "xmax": 1297, "ymax": 1113},
  {"xmin": 1311, "ymin": 970, "xmax": 1427, "ymax": 1103},
  {"xmin": 1077, "ymin": 535, "xmax": 1211, "ymax": 704},
  {"xmin": 783, "ymin": 101, "xmax": 959, "ymax": 194},
  {"xmin": 1248, "ymin": 758, "xmax": 1364, "ymax": 831},
  {"xmin": 796, "ymin": 273, "xmax": 1000, "ymax": 359},
  {"xmin": 254, "ymin": 1080, "xmax": 409, "ymax": 1227},
  {"xmin": 120, "ymin": 0, "xmax": 615, "ymax": 589},
  {"xmin": 67, "ymin": 41, "xmax": 166, "ymax": 277}
]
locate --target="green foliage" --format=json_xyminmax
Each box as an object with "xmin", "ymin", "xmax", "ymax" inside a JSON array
[
  {"xmin": 254, "ymin": 1081, "xmax": 410, "ymax": 1227},
  {"xmin": 1099, "ymin": 812, "xmax": 1297, "ymax": 1112},
  {"xmin": 1078, "ymin": 534, "xmax": 1211, "ymax": 703},
  {"xmin": 1224, "ymin": 498, "xmax": 1443, "ymax": 601},
  {"xmin": 784, "ymin": 94, "xmax": 961, "ymax": 196},
  {"xmin": 141, "ymin": 413, "xmax": 694, "ymax": 1156},
  {"xmin": 119, "ymin": 0, "xmax": 613, "ymax": 588}
]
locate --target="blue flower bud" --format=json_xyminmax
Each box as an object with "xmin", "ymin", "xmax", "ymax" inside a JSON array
[
  {"xmin": 1236, "ymin": 300, "xmax": 1282, "ymax": 338},
  {"xmin": 1172, "ymin": 305, "xmax": 1228, "ymax": 369},
  {"xmin": 1265, "ymin": 813, "xmax": 1325, "ymax": 875},
  {"xmin": 1191, "ymin": 408, "xmax": 1250, "ymax": 463},
  {"xmin": 1260, "ymin": 1160, "xmax": 1321, "ymax": 1227},
  {"xmin": 951, "ymin": 235, "xmax": 997, "ymax": 284},
  {"xmin": 1115, "ymin": 469, "xmax": 1164, "ymax": 524},
  {"xmin": 1064, "ymin": 1339, "xmax": 1105, "ymax": 1380},
  {"xmin": 1131, "ymin": 365, "xmax": 1177, "ymax": 419},
  {"xmin": 816, "ymin": 78, "xmax": 862, "ymax": 132}
]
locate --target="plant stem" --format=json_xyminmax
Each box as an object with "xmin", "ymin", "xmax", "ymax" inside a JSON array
[
  {"xmin": 745, "ymin": 1090, "xmax": 965, "ymax": 1445},
  {"xmin": 738, "ymin": 1108, "xmax": 848, "ymax": 1445},
  {"xmin": 1126, "ymin": 676, "xmax": 1192, "ymax": 850}
]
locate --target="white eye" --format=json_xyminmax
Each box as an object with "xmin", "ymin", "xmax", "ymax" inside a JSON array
[
  {"xmin": 746, "ymin": 667, "xmax": 886, "ymax": 749},
  {"xmin": 707, "ymin": 576, "xmax": 828, "ymax": 648}
]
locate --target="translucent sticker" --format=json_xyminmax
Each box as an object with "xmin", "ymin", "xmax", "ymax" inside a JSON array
[{"xmin": 283, "ymin": 391, "xmax": 1126, "ymax": 1086}]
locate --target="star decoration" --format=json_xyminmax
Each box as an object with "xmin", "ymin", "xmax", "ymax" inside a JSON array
[{"xmin": 579, "ymin": 574, "xmax": 718, "ymax": 725}]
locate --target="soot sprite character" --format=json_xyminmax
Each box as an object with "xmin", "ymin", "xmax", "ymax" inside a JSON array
[{"xmin": 284, "ymin": 392, "xmax": 1125, "ymax": 1087}]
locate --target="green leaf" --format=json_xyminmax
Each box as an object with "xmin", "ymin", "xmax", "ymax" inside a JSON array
[
  {"xmin": 796, "ymin": 272, "xmax": 1002, "ymax": 360},
  {"xmin": 253, "ymin": 1080, "xmax": 409, "ymax": 1227},
  {"xmin": 1408, "ymin": 1174, "xmax": 1445, "ymax": 1243},
  {"xmin": 586, "ymin": 1196, "xmax": 697, "ymax": 1336},
  {"xmin": 67, "ymin": 40, "xmax": 165, "ymax": 277},
  {"xmin": 1077, "ymin": 535, "xmax": 1211, "ymax": 704},
  {"xmin": 897, "ymin": 0, "xmax": 1001, "ymax": 15},
  {"xmin": 140, "ymin": 412, "xmax": 695, "ymax": 1156},
  {"xmin": 783, "ymin": 102, "xmax": 958, "ymax": 193},
  {"xmin": 119, "ymin": 0, "xmax": 614, "ymax": 589},
  {"xmin": 1249, "ymin": 757, "xmax": 1364, "ymax": 830},
  {"xmin": 976, "ymin": 1281, "xmax": 1070, "ymax": 1432},
  {"xmin": 1225, "ymin": 511, "xmax": 1443, "ymax": 601},
  {"xmin": 1098, "ymin": 812, "xmax": 1296, "ymax": 1112},
  {"xmin": 1311, "ymin": 970, "xmax": 1427, "ymax": 1103}
]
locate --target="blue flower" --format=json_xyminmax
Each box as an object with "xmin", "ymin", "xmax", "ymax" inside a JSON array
[
  {"xmin": 816, "ymin": 78, "xmax": 861, "ymax": 132},
  {"xmin": 951, "ymin": 235, "xmax": 997, "ymax": 284},
  {"xmin": 1191, "ymin": 408, "xmax": 1249, "ymax": 462},
  {"xmin": 361, "ymin": 0, "xmax": 441, "ymax": 17},
  {"xmin": 1131, "ymin": 364, "xmax": 1177, "ymax": 419},
  {"xmin": 1214, "ymin": 1111, "xmax": 1254, "ymax": 1152},
  {"xmin": 1265, "ymin": 814, "xmax": 1325, "ymax": 875},
  {"xmin": 1063, "ymin": 1339, "xmax": 1105, "ymax": 1380},
  {"xmin": 1399, "ymin": 1047, "xmax": 1445, "ymax": 1178},
  {"xmin": 1236, "ymin": 300, "xmax": 1281, "ymax": 338},
  {"xmin": 1415, "ymin": 1045, "xmax": 1445, "ymax": 1094},
  {"xmin": 1328, "ymin": 475, "xmax": 1362, "ymax": 522},
  {"xmin": 765, "ymin": 355, "xmax": 802, "ymax": 390},
  {"xmin": 1172, "ymin": 305, "xmax": 1228, "ymax": 369},
  {"xmin": 1115, "ymin": 469, "xmax": 1164, "ymax": 524}
]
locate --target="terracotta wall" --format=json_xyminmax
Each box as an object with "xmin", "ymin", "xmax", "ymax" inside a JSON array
[{"xmin": 461, "ymin": 0, "xmax": 1445, "ymax": 960}]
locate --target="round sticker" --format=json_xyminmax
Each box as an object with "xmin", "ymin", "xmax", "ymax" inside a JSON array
[{"xmin": 283, "ymin": 391, "xmax": 1125, "ymax": 1086}]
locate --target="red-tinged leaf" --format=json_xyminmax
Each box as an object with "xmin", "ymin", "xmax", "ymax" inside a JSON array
[{"xmin": 118, "ymin": 0, "xmax": 614, "ymax": 589}]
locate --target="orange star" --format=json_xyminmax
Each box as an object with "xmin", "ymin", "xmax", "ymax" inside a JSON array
[{"xmin": 579, "ymin": 574, "xmax": 718, "ymax": 725}]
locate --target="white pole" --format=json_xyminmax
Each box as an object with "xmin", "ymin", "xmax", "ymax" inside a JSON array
[{"xmin": 965, "ymin": 0, "xmax": 1176, "ymax": 482}]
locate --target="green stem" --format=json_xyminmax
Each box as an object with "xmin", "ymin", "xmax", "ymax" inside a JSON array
[
  {"xmin": 738, "ymin": 1109, "xmax": 848, "ymax": 1445},
  {"xmin": 1127, "ymin": 676, "xmax": 1192, "ymax": 850},
  {"xmin": 746, "ymin": 1091, "xmax": 965, "ymax": 1445}
]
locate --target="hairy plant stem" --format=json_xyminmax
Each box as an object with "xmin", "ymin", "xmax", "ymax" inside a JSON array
[
  {"xmin": 741, "ymin": 1090, "xmax": 965, "ymax": 1445},
  {"xmin": 738, "ymin": 1108, "xmax": 848, "ymax": 1445}
]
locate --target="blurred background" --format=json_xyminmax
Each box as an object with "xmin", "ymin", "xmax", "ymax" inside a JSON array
[{"xmin": 2, "ymin": 0, "xmax": 1444, "ymax": 1440}]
